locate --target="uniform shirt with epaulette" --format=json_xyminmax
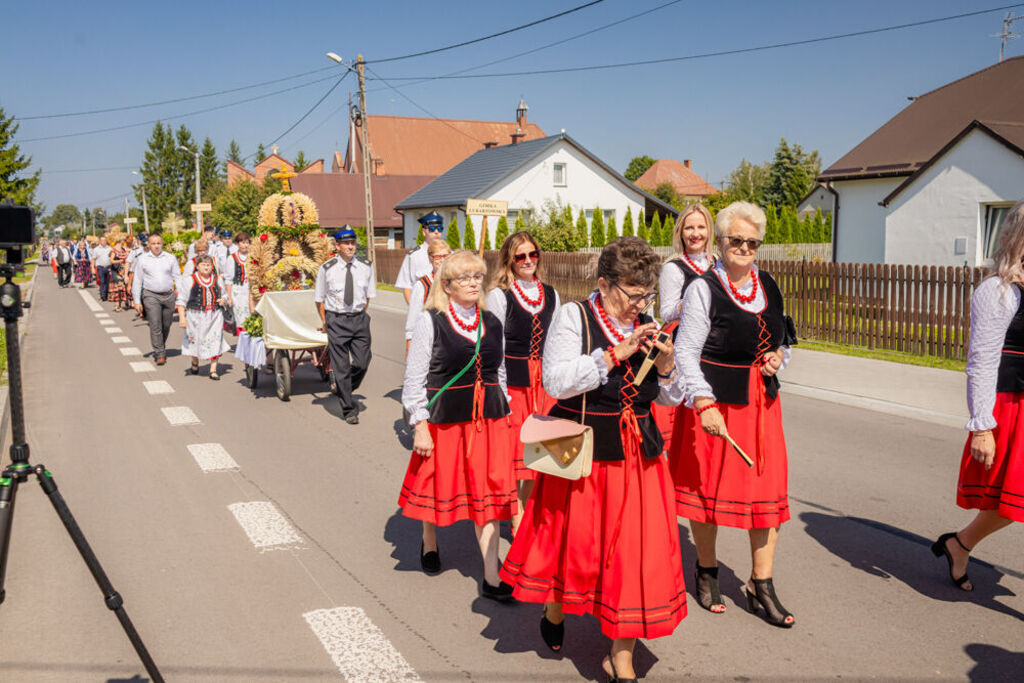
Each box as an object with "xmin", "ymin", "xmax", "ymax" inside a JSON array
[{"xmin": 314, "ymin": 255, "xmax": 377, "ymax": 313}]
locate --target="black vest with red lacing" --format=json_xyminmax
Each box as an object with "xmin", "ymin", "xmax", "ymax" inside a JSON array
[
  {"xmin": 997, "ymin": 283, "xmax": 1024, "ymax": 393},
  {"xmin": 547, "ymin": 302, "xmax": 663, "ymax": 462},
  {"xmin": 418, "ymin": 275, "xmax": 432, "ymax": 303},
  {"xmin": 502, "ymin": 283, "xmax": 556, "ymax": 387},
  {"xmin": 231, "ymin": 253, "xmax": 247, "ymax": 286},
  {"xmin": 185, "ymin": 273, "xmax": 221, "ymax": 312},
  {"xmin": 426, "ymin": 309, "xmax": 509, "ymax": 425},
  {"xmin": 669, "ymin": 257, "xmax": 706, "ymax": 295},
  {"xmin": 699, "ymin": 269, "xmax": 786, "ymax": 405}
]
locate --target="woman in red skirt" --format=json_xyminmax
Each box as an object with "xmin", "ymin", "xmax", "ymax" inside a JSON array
[
  {"xmin": 670, "ymin": 201, "xmax": 795, "ymax": 627},
  {"xmin": 656, "ymin": 203, "xmax": 715, "ymax": 454},
  {"xmin": 400, "ymin": 250, "xmax": 518, "ymax": 601},
  {"xmin": 501, "ymin": 237, "xmax": 685, "ymax": 682},
  {"xmin": 485, "ymin": 231, "xmax": 560, "ymax": 536},
  {"xmin": 932, "ymin": 199, "xmax": 1024, "ymax": 591}
]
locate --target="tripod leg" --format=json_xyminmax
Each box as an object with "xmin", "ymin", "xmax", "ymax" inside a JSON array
[
  {"xmin": 35, "ymin": 466, "xmax": 164, "ymax": 682},
  {"xmin": 0, "ymin": 473, "xmax": 22, "ymax": 605}
]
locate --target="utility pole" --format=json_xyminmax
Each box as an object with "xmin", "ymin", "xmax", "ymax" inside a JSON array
[
  {"xmin": 356, "ymin": 54, "xmax": 374, "ymax": 264},
  {"xmin": 994, "ymin": 12, "xmax": 1021, "ymax": 62}
]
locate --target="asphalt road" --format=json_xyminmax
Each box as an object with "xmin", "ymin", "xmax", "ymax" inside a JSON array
[{"xmin": 0, "ymin": 272, "xmax": 1021, "ymax": 682}]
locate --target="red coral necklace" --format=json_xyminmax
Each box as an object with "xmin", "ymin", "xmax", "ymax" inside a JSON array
[
  {"xmin": 726, "ymin": 269, "xmax": 759, "ymax": 304},
  {"xmin": 594, "ymin": 294, "xmax": 636, "ymax": 343},
  {"xmin": 448, "ymin": 303, "xmax": 480, "ymax": 333},
  {"xmin": 512, "ymin": 277, "xmax": 544, "ymax": 308},
  {"xmin": 682, "ymin": 251, "xmax": 707, "ymax": 274}
]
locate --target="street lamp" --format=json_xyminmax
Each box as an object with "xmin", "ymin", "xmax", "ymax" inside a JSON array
[
  {"xmin": 179, "ymin": 145, "xmax": 202, "ymax": 230},
  {"xmin": 131, "ymin": 170, "xmax": 150, "ymax": 234}
]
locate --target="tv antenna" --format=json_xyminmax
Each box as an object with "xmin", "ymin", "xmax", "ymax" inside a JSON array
[{"xmin": 993, "ymin": 11, "xmax": 1022, "ymax": 63}]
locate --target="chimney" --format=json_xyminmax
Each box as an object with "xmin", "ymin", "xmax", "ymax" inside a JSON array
[
  {"xmin": 484, "ymin": 141, "xmax": 498, "ymax": 149},
  {"xmin": 516, "ymin": 98, "xmax": 529, "ymax": 128},
  {"xmin": 510, "ymin": 128, "xmax": 525, "ymax": 145},
  {"xmin": 374, "ymin": 158, "xmax": 386, "ymax": 176},
  {"xmin": 683, "ymin": 159, "xmax": 692, "ymax": 169}
]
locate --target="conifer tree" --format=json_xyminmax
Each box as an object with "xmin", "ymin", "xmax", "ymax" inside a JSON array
[
  {"xmin": 416, "ymin": 225, "xmax": 425, "ymax": 246},
  {"xmin": 649, "ymin": 212, "xmax": 663, "ymax": 247},
  {"xmin": 515, "ymin": 212, "xmax": 525, "ymax": 232},
  {"xmin": 482, "ymin": 223, "xmax": 492, "ymax": 250},
  {"xmin": 812, "ymin": 208, "xmax": 825, "ymax": 242},
  {"xmin": 0, "ymin": 107, "xmax": 41, "ymax": 210},
  {"xmin": 255, "ymin": 143, "xmax": 267, "ymax": 163},
  {"xmin": 763, "ymin": 204, "xmax": 778, "ymax": 243},
  {"xmin": 823, "ymin": 212, "xmax": 833, "ymax": 243},
  {"xmin": 622, "ymin": 206, "xmax": 634, "ymax": 237},
  {"xmin": 462, "ymin": 215, "xmax": 476, "ymax": 250},
  {"xmin": 495, "ymin": 215, "xmax": 510, "ymax": 247},
  {"xmin": 199, "ymin": 137, "xmax": 222, "ymax": 202},
  {"xmin": 576, "ymin": 209, "xmax": 588, "ymax": 246},
  {"xmin": 446, "ymin": 215, "xmax": 461, "ymax": 250},
  {"xmin": 226, "ymin": 139, "xmax": 243, "ymax": 165},
  {"xmin": 590, "ymin": 208, "xmax": 606, "ymax": 248},
  {"xmin": 637, "ymin": 210, "xmax": 648, "ymax": 243},
  {"xmin": 606, "ymin": 215, "xmax": 619, "ymax": 242}
]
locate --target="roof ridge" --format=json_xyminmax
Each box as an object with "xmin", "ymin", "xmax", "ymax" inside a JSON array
[
  {"xmin": 914, "ymin": 56, "xmax": 1024, "ymax": 100},
  {"xmin": 366, "ymin": 113, "xmax": 544, "ymax": 127}
]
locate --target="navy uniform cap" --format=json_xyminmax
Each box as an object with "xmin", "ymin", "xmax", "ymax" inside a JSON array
[
  {"xmin": 334, "ymin": 227, "xmax": 357, "ymax": 242},
  {"xmin": 418, "ymin": 211, "xmax": 444, "ymax": 227},
  {"xmin": 220, "ymin": 229, "xmax": 233, "ymax": 238}
]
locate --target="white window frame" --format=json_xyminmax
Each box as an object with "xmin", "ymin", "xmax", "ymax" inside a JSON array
[
  {"xmin": 553, "ymin": 162, "xmax": 567, "ymax": 187},
  {"xmin": 981, "ymin": 202, "xmax": 1016, "ymax": 262}
]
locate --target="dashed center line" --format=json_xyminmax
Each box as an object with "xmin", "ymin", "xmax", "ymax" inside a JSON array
[
  {"xmin": 111, "ymin": 336, "xmax": 132, "ymax": 343},
  {"xmin": 77, "ymin": 289, "xmax": 103, "ymax": 311},
  {"xmin": 143, "ymin": 380, "xmax": 174, "ymax": 395},
  {"xmin": 161, "ymin": 406, "xmax": 200, "ymax": 426},
  {"xmin": 304, "ymin": 607, "xmax": 421, "ymax": 682},
  {"xmin": 105, "ymin": 327, "xmax": 123, "ymax": 333},
  {"xmin": 119, "ymin": 346, "xmax": 143, "ymax": 356},
  {"xmin": 129, "ymin": 361, "xmax": 156, "ymax": 373},
  {"xmin": 99, "ymin": 319, "xmax": 115, "ymax": 326},
  {"xmin": 187, "ymin": 443, "xmax": 239, "ymax": 472},
  {"xmin": 228, "ymin": 501, "xmax": 304, "ymax": 551},
  {"xmin": 95, "ymin": 312, "xmax": 110, "ymax": 318}
]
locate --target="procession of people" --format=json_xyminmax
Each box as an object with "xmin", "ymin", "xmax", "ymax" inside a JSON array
[{"xmin": 38, "ymin": 198, "xmax": 1023, "ymax": 681}]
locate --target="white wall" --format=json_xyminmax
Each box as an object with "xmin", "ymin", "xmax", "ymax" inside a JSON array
[
  {"xmin": 833, "ymin": 177, "xmax": 901, "ymax": 264},
  {"xmin": 797, "ymin": 184, "xmax": 833, "ymax": 219},
  {"xmin": 885, "ymin": 129, "xmax": 1024, "ymax": 266}
]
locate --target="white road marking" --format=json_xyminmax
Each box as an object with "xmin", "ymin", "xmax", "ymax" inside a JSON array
[
  {"xmin": 119, "ymin": 346, "xmax": 143, "ymax": 356},
  {"xmin": 104, "ymin": 327, "xmax": 123, "ymax": 333},
  {"xmin": 227, "ymin": 502, "xmax": 303, "ymax": 551},
  {"xmin": 111, "ymin": 336, "xmax": 132, "ymax": 343},
  {"xmin": 99, "ymin": 319, "xmax": 115, "ymax": 326},
  {"xmin": 130, "ymin": 361, "xmax": 156, "ymax": 373},
  {"xmin": 77, "ymin": 290, "xmax": 103, "ymax": 311},
  {"xmin": 143, "ymin": 380, "xmax": 174, "ymax": 395},
  {"xmin": 95, "ymin": 312, "xmax": 110, "ymax": 318},
  {"xmin": 161, "ymin": 406, "xmax": 200, "ymax": 426},
  {"xmin": 303, "ymin": 607, "xmax": 420, "ymax": 682},
  {"xmin": 187, "ymin": 443, "xmax": 239, "ymax": 472}
]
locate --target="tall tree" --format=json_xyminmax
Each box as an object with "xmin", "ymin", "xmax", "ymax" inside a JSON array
[
  {"xmin": 42, "ymin": 204, "xmax": 81, "ymax": 234},
  {"xmin": 255, "ymin": 143, "xmax": 267, "ymax": 164},
  {"xmin": 514, "ymin": 212, "xmax": 525, "ymax": 233},
  {"xmin": 482, "ymin": 223, "xmax": 492, "ymax": 250},
  {"xmin": 575, "ymin": 209, "xmax": 588, "ymax": 247},
  {"xmin": 495, "ymin": 215, "xmax": 510, "ymax": 247},
  {"xmin": 590, "ymin": 208, "xmax": 606, "ymax": 248},
  {"xmin": 226, "ymin": 139, "xmax": 243, "ymax": 165},
  {"xmin": 174, "ymin": 125, "xmax": 199, "ymax": 224},
  {"xmin": 0, "ymin": 107, "xmax": 41, "ymax": 210},
  {"xmin": 624, "ymin": 155, "xmax": 656, "ymax": 182},
  {"xmin": 90, "ymin": 207, "xmax": 107, "ymax": 231},
  {"xmin": 637, "ymin": 210, "xmax": 648, "ymax": 243},
  {"xmin": 135, "ymin": 122, "xmax": 177, "ymax": 226},
  {"xmin": 446, "ymin": 215, "xmax": 461, "ymax": 250},
  {"xmin": 210, "ymin": 178, "xmax": 280, "ymax": 234},
  {"xmin": 649, "ymin": 211, "xmax": 663, "ymax": 247},
  {"xmin": 725, "ymin": 159, "xmax": 770, "ymax": 204},
  {"xmin": 293, "ymin": 150, "xmax": 310, "ymax": 171},
  {"xmin": 462, "ymin": 215, "xmax": 476, "ymax": 250},
  {"xmin": 199, "ymin": 137, "xmax": 223, "ymax": 205},
  {"xmin": 606, "ymin": 214, "xmax": 619, "ymax": 242},
  {"xmin": 621, "ymin": 206, "xmax": 634, "ymax": 237},
  {"xmin": 763, "ymin": 138, "xmax": 819, "ymax": 208}
]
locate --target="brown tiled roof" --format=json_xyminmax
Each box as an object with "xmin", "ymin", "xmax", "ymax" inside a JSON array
[
  {"xmin": 345, "ymin": 114, "xmax": 546, "ymax": 176},
  {"xmin": 290, "ymin": 173, "xmax": 436, "ymax": 228},
  {"xmin": 821, "ymin": 56, "xmax": 1024, "ymax": 181},
  {"xmin": 635, "ymin": 159, "xmax": 718, "ymax": 196}
]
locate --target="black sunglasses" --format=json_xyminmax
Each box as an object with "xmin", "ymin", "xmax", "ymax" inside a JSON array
[
  {"xmin": 513, "ymin": 250, "xmax": 540, "ymax": 263},
  {"xmin": 425, "ymin": 226, "xmax": 444, "ymax": 233},
  {"xmin": 726, "ymin": 236, "xmax": 762, "ymax": 251}
]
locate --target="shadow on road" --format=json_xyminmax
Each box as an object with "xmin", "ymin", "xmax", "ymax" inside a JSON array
[
  {"xmin": 965, "ymin": 643, "xmax": 1024, "ymax": 681},
  {"xmin": 383, "ymin": 509, "xmax": 489, "ymax": 585},
  {"xmin": 801, "ymin": 511, "xmax": 1023, "ymax": 621}
]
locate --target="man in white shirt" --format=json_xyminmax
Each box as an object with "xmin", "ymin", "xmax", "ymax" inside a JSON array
[
  {"xmin": 132, "ymin": 235, "xmax": 180, "ymax": 365},
  {"xmin": 53, "ymin": 240, "xmax": 73, "ymax": 288},
  {"xmin": 315, "ymin": 227, "xmax": 377, "ymax": 424},
  {"xmin": 395, "ymin": 211, "xmax": 446, "ymax": 304},
  {"xmin": 92, "ymin": 235, "xmax": 113, "ymax": 301},
  {"xmin": 213, "ymin": 229, "xmax": 238, "ymax": 274}
]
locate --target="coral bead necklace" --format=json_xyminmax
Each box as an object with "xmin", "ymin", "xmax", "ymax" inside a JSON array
[
  {"xmin": 512, "ymin": 277, "xmax": 544, "ymax": 308},
  {"xmin": 448, "ymin": 303, "xmax": 480, "ymax": 333}
]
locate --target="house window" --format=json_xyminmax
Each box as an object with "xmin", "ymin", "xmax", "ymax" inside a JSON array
[
  {"xmin": 508, "ymin": 208, "xmax": 532, "ymax": 224},
  {"xmin": 553, "ymin": 162, "xmax": 567, "ymax": 186},
  {"xmin": 584, "ymin": 209, "xmax": 615, "ymax": 225},
  {"xmin": 982, "ymin": 202, "xmax": 1016, "ymax": 260}
]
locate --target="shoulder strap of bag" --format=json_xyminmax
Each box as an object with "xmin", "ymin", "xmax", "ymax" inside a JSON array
[
  {"xmin": 426, "ymin": 312, "xmax": 482, "ymax": 410},
  {"xmin": 575, "ymin": 301, "xmax": 590, "ymax": 423}
]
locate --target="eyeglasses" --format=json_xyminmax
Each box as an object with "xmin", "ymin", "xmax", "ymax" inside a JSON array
[
  {"xmin": 430, "ymin": 253, "xmax": 449, "ymax": 262},
  {"xmin": 613, "ymin": 281, "xmax": 657, "ymax": 306},
  {"xmin": 725, "ymin": 236, "xmax": 762, "ymax": 251},
  {"xmin": 513, "ymin": 250, "xmax": 540, "ymax": 264},
  {"xmin": 452, "ymin": 273, "xmax": 485, "ymax": 285},
  {"xmin": 425, "ymin": 226, "xmax": 445, "ymax": 233}
]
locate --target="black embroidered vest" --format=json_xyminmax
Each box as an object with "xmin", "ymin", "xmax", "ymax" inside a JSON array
[
  {"xmin": 425, "ymin": 310, "xmax": 510, "ymax": 425},
  {"xmin": 185, "ymin": 273, "xmax": 220, "ymax": 312},
  {"xmin": 997, "ymin": 283, "xmax": 1024, "ymax": 393},
  {"xmin": 699, "ymin": 269, "xmax": 786, "ymax": 405},
  {"xmin": 502, "ymin": 283, "xmax": 556, "ymax": 387},
  {"xmin": 231, "ymin": 253, "xmax": 247, "ymax": 286},
  {"xmin": 548, "ymin": 301, "xmax": 664, "ymax": 462}
]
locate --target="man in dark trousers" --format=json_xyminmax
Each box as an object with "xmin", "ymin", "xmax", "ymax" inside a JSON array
[
  {"xmin": 54, "ymin": 239, "xmax": 73, "ymax": 287},
  {"xmin": 131, "ymin": 235, "xmax": 180, "ymax": 365},
  {"xmin": 315, "ymin": 228, "xmax": 376, "ymax": 424}
]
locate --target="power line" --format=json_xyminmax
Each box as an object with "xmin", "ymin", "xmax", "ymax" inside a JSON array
[
  {"xmin": 365, "ymin": 66, "xmax": 485, "ymax": 145},
  {"xmin": 39, "ymin": 166, "xmax": 136, "ymax": 174},
  {"xmin": 266, "ymin": 71, "xmax": 351, "ymax": 149},
  {"xmin": 372, "ymin": 3, "xmax": 1024, "ymax": 81},
  {"xmin": 366, "ymin": 0, "xmax": 606, "ymax": 64},
  {"xmin": 17, "ymin": 65, "xmax": 342, "ymax": 121},
  {"xmin": 20, "ymin": 73, "xmax": 340, "ymax": 143}
]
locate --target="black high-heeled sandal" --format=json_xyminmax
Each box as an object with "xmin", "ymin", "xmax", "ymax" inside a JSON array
[
  {"xmin": 931, "ymin": 532, "xmax": 972, "ymax": 591},
  {"xmin": 604, "ymin": 651, "xmax": 637, "ymax": 683},
  {"xmin": 745, "ymin": 577, "xmax": 795, "ymax": 628},
  {"xmin": 695, "ymin": 562, "xmax": 726, "ymax": 613},
  {"xmin": 419, "ymin": 542, "xmax": 440, "ymax": 574},
  {"xmin": 539, "ymin": 606, "xmax": 564, "ymax": 652}
]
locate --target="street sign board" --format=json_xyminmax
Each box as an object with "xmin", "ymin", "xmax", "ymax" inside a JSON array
[
  {"xmin": 124, "ymin": 217, "xmax": 138, "ymax": 224},
  {"xmin": 190, "ymin": 203, "xmax": 212, "ymax": 212},
  {"xmin": 465, "ymin": 198, "xmax": 508, "ymax": 217}
]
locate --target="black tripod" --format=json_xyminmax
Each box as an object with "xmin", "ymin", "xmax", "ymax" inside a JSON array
[{"xmin": 0, "ymin": 264, "xmax": 164, "ymax": 681}]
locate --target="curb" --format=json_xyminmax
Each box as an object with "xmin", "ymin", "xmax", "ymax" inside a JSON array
[
  {"xmin": 781, "ymin": 380, "xmax": 966, "ymax": 429},
  {"xmin": 0, "ymin": 262, "xmax": 39, "ymax": 446}
]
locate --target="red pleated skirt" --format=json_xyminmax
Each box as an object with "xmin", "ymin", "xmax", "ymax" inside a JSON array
[
  {"xmin": 651, "ymin": 402, "xmax": 677, "ymax": 453},
  {"xmin": 508, "ymin": 384, "xmax": 557, "ymax": 481},
  {"xmin": 956, "ymin": 391, "xmax": 1024, "ymax": 522},
  {"xmin": 398, "ymin": 417, "xmax": 517, "ymax": 526},
  {"xmin": 499, "ymin": 454, "xmax": 687, "ymax": 640},
  {"xmin": 668, "ymin": 366, "xmax": 790, "ymax": 529}
]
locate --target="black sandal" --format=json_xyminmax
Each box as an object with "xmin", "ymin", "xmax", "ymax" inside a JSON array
[
  {"xmin": 745, "ymin": 577, "xmax": 795, "ymax": 628},
  {"xmin": 209, "ymin": 372, "xmax": 220, "ymax": 381},
  {"xmin": 931, "ymin": 532, "xmax": 972, "ymax": 591},
  {"xmin": 188, "ymin": 361, "xmax": 199, "ymax": 376},
  {"xmin": 695, "ymin": 562, "xmax": 726, "ymax": 613},
  {"xmin": 604, "ymin": 651, "xmax": 637, "ymax": 683},
  {"xmin": 539, "ymin": 606, "xmax": 564, "ymax": 652}
]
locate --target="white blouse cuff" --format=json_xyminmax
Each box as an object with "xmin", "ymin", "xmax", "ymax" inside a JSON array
[
  {"xmin": 590, "ymin": 348, "xmax": 610, "ymax": 385},
  {"xmin": 410, "ymin": 408, "xmax": 430, "ymax": 426},
  {"xmin": 965, "ymin": 415, "xmax": 997, "ymax": 432}
]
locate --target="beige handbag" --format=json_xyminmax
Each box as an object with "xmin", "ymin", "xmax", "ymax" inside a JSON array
[{"xmin": 522, "ymin": 302, "xmax": 594, "ymax": 480}]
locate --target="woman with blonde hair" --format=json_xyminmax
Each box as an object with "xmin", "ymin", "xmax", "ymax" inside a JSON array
[
  {"xmin": 400, "ymin": 250, "xmax": 517, "ymax": 600},
  {"xmin": 485, "ymin": 231, "xmax": 560, "ymax": 535},
  {"xmin": 670, "ymin": 201, "xmax": 796, "ymax": 627},
  {"xmin": 932, "ymin": 198, "xmax": 1024, "ymax": 591}
]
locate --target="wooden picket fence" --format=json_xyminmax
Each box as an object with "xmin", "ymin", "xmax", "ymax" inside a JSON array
[{"xmin": 374, "ymin": 248, "xmax": 987, "ymax": 360}]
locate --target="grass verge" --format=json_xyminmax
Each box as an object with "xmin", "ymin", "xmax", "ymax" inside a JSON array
[{"xmin": 798, "ymin": 339, "xmax": 965, "ymax": 372}]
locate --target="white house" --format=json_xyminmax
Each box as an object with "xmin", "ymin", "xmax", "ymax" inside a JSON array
[
  {"xmin": 815, "ymin": 56, "xmax": 1024, "ymax": 266},
  {"xmin": 394, "ymin": 133, "xmax": 677, "ymax": 246}
]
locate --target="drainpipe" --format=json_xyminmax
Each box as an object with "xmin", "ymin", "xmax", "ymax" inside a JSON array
[{"xmin": 825, "ymin": 181, "xmax": 839, "ymax": 263}]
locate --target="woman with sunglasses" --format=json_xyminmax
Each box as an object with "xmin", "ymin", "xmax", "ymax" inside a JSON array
[
  {"xmin": 501, "ymin": 237, "xmax": 685, "ymax": 682},
  {"xmin": 405, "ymin": 239, "xmax": 452, "ymax": 357},
  {"xmin": 400, "ymin": 250, "xmax": 517, "ymax": 601},
  {"xmin": 485, "ymin": 232, "xmax": 560, "ymax": 536},
  {"xmin": 671, "ymin": 201, "xmax": 795, "ymax": 627}
]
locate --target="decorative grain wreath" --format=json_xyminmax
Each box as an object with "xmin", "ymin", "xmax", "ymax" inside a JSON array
[
  {"xmin": 263, "ymin": 255, "xmax": 320, "ymax": 291},
  {"xmin": 257, "ymin": 192, "xmax": 319, "ymax": 231}
]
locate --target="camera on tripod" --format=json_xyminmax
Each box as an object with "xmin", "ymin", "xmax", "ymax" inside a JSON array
[{"xmin": 0, "ymin": 201, "xmax": 35, "ymax": 272}]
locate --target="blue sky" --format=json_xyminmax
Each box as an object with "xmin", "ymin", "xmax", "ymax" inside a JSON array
[{"xmin": 4, "ymin": 0, "xmax": 1022, "ymax": 215}]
